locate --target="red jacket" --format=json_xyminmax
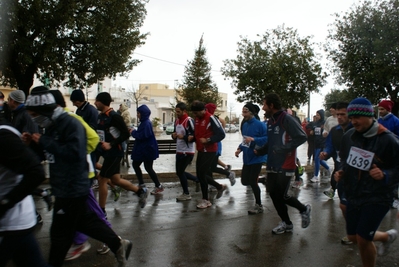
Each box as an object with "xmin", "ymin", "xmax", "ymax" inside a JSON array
[{"xmin": 194, "ymin": 111, "xmax": 225, "ymax": 152}]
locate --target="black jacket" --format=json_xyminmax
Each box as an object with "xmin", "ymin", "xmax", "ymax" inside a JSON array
[{"xmin": 339, "ymin": 121, "xmax": 399, "ymax": 207}]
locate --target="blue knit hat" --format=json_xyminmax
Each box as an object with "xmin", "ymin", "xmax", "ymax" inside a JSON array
[{"xmin": 347, "ymin": 97, "xmax": 374, "ymax": 117}]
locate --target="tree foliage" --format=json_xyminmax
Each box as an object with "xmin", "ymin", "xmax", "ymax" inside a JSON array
[
  {"xmin": 0, "ymin": 0, "xmax": 148, "ymax": 96},
  {"xmin": 326, "ymin": 0, "xmax": 399, "ymax": 114},
  {"xmin": 177, "ymin": 35, "xmax": 220, "ymax": 106},
  {"xmin": 323, "ymin": 88, "xmax": 358, "ymax": 111},
  {"xmin": 222, "ymin": 25, "xmax": 327, "ymax": 108}
]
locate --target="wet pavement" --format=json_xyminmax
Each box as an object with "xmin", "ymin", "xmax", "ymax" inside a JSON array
[{"xmin": 12, "ymin": 132, "xmax": 399, "ymax": 267}]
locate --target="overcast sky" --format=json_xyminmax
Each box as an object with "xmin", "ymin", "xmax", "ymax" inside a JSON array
[{"xmin": 114, "ymin": 0, "xmax": 360, "ymax": 116}]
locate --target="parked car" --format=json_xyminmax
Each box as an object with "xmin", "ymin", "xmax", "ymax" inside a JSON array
[
  {"xmin": 166, "ymin": 124, "xmax": 175, "ymax": 135},
  {"xmin": 163, "ymin": 122, "xmax": 173, "ymax": 131},
  {"xmin": 224, "ymin": 124, "xmax": 238, "ymax": 133}
]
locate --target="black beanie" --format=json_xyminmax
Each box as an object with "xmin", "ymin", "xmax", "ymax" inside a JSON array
[
  {"xmin": 96, "ymin": 92, "xmax": 112, "ymax": 106},
  {"xmin": 70, "ymin": 89, "xmax": 85, "ymax": 102},
  {"xmin": 50, "ymin": 90, "xmax": 66, "ymax": 108},
  {"xmin": 244, "ymin": 102, "xmax": 257, "ymax": 115},
  {"xmin": 25, "ymin": 86, "xmax": 57, "ymax": 117}
]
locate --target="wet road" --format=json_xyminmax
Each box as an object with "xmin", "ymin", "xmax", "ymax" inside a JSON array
[
  {"xmin": 10, "ymin": 132, "xmax": 399, "ymax": 267},
  {"xmin": 30, "ymin": 178, "xmax": 399, "ymax": 267}
]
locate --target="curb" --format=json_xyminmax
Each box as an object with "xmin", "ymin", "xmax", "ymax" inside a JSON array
[{"xmin": 120, "ymin": 164, "xmax": 317, "ymax": 183}]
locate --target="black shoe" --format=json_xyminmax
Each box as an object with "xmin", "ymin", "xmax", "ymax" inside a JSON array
[
  {"xmin": 42, "ymin": 188, "xmax": 53, "ymax": 211},
  {"xmin": 36, "ymin": 213, "xmax": 43, "ymax": 224}
]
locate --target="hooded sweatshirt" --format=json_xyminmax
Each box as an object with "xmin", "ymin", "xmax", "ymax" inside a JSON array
[
  {"xmin": 131, "ymin": 105, "xmax": 159, "ymax": 161},
  {"xmin": 311, "ymin": 109, "xmax": 326, "ymax": 149}
]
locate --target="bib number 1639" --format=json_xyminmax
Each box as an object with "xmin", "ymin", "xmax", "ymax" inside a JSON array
[{"xmin": 347, "ymin": 146, "xmax": 374, "ymax": 171}]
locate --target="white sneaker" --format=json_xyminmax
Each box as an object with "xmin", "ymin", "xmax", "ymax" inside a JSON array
[
  {"xmin": 197, "ymin": 199, "xmax": 212, "ymax": 209},
  {"xmin": 65, "ymin": 241, "xmax": 91, "ymax": 261},
  {"xmin": 176, "ymin": 193, "xmax": 192, "ymax": 201},
  {"xmin": 378, "ymin": 229, "xmax": 398, "ymax": 256},
  {"xmin": 310, "ymin": 176, "xmax": 319, "ymax": 183}
]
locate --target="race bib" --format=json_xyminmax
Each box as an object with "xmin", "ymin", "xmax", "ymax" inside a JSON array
[
  {"xmin": 241, "ymin": 135, "xmax": 251, "ymax": 148},
  {"xmin": 109, "ymin": 127, "xmax": 120, "ymax": 139},
  {"xmin": 346, "ymin": 146, "xmax": 374, "ymax": 171},
  {"xmin": 97, "ymin": 130, "xmax": 105, "ymax": 142}
]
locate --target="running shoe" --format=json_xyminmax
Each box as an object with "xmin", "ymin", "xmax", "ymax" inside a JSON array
[
  {"xmin": 36, "ymin": 213, "xmax": 43, "ymax": 224},
  {"xmin": 116, "ymin": 239, "xmax": 132, "ymax": 267},
  {"xmin": 292, "ymin": 178, "xmax": 303, "ymax": 188},
  {"xmin": 248, "ymin": 204, "xmax": 263, "ymax": 215},
  {"xmin": 97, "ymin": 243, "xmax": 110, "ymax": 255},
  {"xmin": 65, "ymin": 241, "xmax": 91, "ymax": 261},
  {"xmin": 310, "ymin": 176, "xmax": 319, "ymax": 183},
  {"xmin": 341, "ymin": 236, "xmax": 353, "ymax": 245},
  {"xmin": 111, "ymin": 186, "xmax": 122, "ymax": 202},
  {"xmin": 298, "ymin": 166, "xmax": 304, "ymax": 176},
  {"xmin": 197, "ymin": 199, "xmax": 212, "ymax": 209},
  {"xmin": 392, "ymin": 199, "xmax": 399, "ymax": 209},
  {"xmin": 91, "ymin": 179, "xmax": 99, "ymax": 189},
  {"xmin": 378, "ymin": 229, "xmax": 398, "ymax": 256},
  {"xmin": 176, "ymin": 193, "xmax": 192, "ymax": 201},
  {"xmin": 138, "ymin": 187, "xmax": 148, "ymax": 208},
  {"xmin": 272, "ymin": 221, "xmax": 293, "ymax": 234},
  {"xmin": 323, "ymin": 188, "xmax": 335, "ymax": 199},
  {"xmin": 150, "ymin": 185, "xmax": 164, "ymax": 195},
  {"xmin": 228, "ymin": 172, "xmax": 236, "ymax": 186},
  {"xmin": 225, "ymin": 165, "xmax": 232, "ymax": 172},
  {"xmin": 42, "ymin": 188, "xmax": 53, "ymax": 211},
  {"xmin": 216, "ymin": 184, "xmax": 227, "ymax": 199},
  {"xmin": 301, "ymin": 204, "xmax": 311, "ymax": 228}
]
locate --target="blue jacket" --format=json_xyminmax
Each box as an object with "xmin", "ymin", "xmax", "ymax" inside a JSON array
[
  {"xmin": 131, "ymin": 105, "xmax": 159, "ymax": 161},
  {"xmin": 239, "ymin": 117, "xmax": 267, "ymax": 165},
  {"xmin": 378, "ymin": 113, "xmax": 399, "ymax": 138}
]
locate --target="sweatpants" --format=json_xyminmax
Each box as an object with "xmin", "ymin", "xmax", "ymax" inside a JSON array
[
  {"xmin": 267, "ymin": 172, "xmax": 307, "ymax": 224},
  {"xmin": 49, "ymin": 195, "xmax": 121, "ymax": 267}
]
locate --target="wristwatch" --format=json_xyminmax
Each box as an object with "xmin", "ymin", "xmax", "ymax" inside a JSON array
[{"xmin": 206, "ymin": 138, "xmax": 211, "ymax": 143}]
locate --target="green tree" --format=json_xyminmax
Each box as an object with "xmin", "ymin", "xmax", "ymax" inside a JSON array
[
  {"xmin": 224, "ymin": 116, "xmax": 230, "ymax": 123},
  {"xmin": 0, "ymin": 0, "xmax": 148, "ymax": 96},
  {"xmin": 326, "ymin": 0, "xmax": 399, "ymax": 115},
  {"xmin": 222, "ymin": 25, "xmax": 327, "ymax": 108},
  {"xmin": 323, "ymin": 88, "xmax": 358, "ymax": 111},
  {"xmin": 177, "ymin": 35, "xmax": 220, "ymax": 106}
]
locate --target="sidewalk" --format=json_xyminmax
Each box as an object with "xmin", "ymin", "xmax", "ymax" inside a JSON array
[{"xmin": 121, "ymin": 132, "xmax": 328, "ymax": 181}]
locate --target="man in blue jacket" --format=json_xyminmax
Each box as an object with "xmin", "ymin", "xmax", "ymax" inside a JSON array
[{"xmin": 235, "ymin": 103, "xmax": 267, "ymax": 215}]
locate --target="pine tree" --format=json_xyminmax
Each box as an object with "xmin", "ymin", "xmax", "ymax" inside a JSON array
[{"xmin": 177, "ymin": 35, "xmax": 220, "ymax": 106}]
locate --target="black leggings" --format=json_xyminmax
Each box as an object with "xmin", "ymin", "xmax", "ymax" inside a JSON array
[
  {"xmin": 241, "ymin": 163, "xmax": 263, "ymax": 205},
  {"xmin": 211, "ymin": 155, "xmax": 229, "ymax": 177},
  {"xmin": 132, "ymin": 160, "xmax": 160, "ymax": 187}
]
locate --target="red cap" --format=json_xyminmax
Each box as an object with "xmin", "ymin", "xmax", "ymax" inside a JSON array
[{"xmin": 378, "ymin": 99, "xmax": 394, "ymax": 112}]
